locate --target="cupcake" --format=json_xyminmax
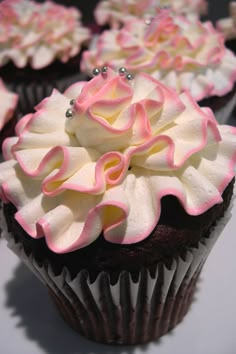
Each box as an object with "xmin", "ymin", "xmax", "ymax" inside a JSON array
[
  {"xmin": 0, "ymin": 79, "xmax": 18, "ymax": 151},
  {"xmin": 0, "ymin": 0, "xmax": 91, "ymax": 114},
  {"xmin": 0, "ymin": 68, "xmax": 236, "ymax": 344},
  {"xmin": 216, "ymin": 2, "xmax": 236, "ymax": 54},
  {"xmin": 94, "ymin": 0, "xmax": 208, "ymax": 29},
  {"xmin": 82, "ymin": 9, "xmax": 236, "ymax": 123}
]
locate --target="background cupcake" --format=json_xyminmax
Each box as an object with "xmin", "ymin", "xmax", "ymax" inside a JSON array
[
  {"xmin": 0, "ymin": 0, "xmax": 91, "ymax": 114},
  {"xmin": 94, "ymin": 0, "xmax": 208, "ymax": 29},
  {"xmin": 0, "ymin": 68, "xmax": 236, "ymax": 344},
  {"xmin": 81, "ymin": 9, "xmax": 236, "ymax": 123},
  {"xmin": 0, "ymin": 79, "xmax": 18, "ymax": 151},
  {"xmin": 216, "ymin": 2, "xmax": 236, "ymax": 53}
]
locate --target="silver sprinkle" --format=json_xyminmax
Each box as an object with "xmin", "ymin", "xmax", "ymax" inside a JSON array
[
  {"xmin": 145, "ymin": 19, "xmax": 152, "ymax": 25},
  {"xmin": 65, "ymin": 108, "xmax": 73, "ymax": 119},
  {"xmin": 119, "ymin": 67, "xmax": 127, "ymax": 75},
  {"xmin": 126, "ymin": 73, "xmax": 133, "ymax": 80},
  {"xmin": 70, "ymin": 99, "xmax": 75, "ymax": 105},
  {"xmin": 92, "ymin": 67, "xmax": 101, "ymax": 76},
  {"xmin": 101, "ymin": 66, "xmax": 108, "ymax": 73}
]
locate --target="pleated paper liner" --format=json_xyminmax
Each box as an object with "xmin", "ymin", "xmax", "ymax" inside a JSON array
[
  {"xmin": 225, "ymin": 39, "xmax": 236, "ymax": 55},
  {"xmin": 6, "ymin": 71, "xmax": 88, "ymax": 115},
  {"xmin": 199, "ymin": 83, "xmax": 236, "ymax": 124},
  {"xmin": 1, "ymin": 202, "xmax": 232, "ymax": 345}
]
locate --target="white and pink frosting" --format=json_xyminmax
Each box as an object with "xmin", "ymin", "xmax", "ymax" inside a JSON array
[
  {"xmin": 0, "ymin": 68, "xmax": 236, "ymax": 253},
  {"xmin": 94, "ymin": 0, "xmax": 208, "ymax": 28},
  {"xmin": 0, "ymin": 0, "xmax": 91, "ymax": 69},
  {"xmin": 82, "ymin": 9, "xmax": 236, "ymax": 102},
  {"xmin": 217, "ymin": 2, "xmax": 236, "ymax": 41},
  {"xmin": 0, "ymin": 79, "xmax": 18, "ymax": 131}
]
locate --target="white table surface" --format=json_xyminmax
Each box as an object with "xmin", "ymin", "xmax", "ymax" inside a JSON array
[{"xmin": 0, "ymin": 202, "xmax": 236, "ymax": 354}]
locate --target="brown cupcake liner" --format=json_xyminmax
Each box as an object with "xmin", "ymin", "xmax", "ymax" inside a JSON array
[
  {"xmin": 0, "ymin": 204, "xmax": 233, "ymax": 344},
  {"xmin": 199, "ymin": 84, "xmax": 236, "ymax": 124},
  {"xmin": 225, "ymin": 39, "xmax": 236, "ymax": 54},
  {"xmin": 212, "ymin": 90, "xmax": 236, "ymax": 124},
  {"xmin": 6, "ymin": 72, "xmax": 88, "ymax": 115}
]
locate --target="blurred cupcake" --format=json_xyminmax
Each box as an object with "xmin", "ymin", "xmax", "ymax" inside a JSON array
[
  {"xmin": 94, "ymin": 0, "xmax": 208, "ymax": 29},
  {"xmin": 0, "ymin": 0, "xmax": 91, "ymax": 114},
  {"xmin": 0, "ymin": 79, "xmax": 18, "ymax": 151},
  {"xmin": 0, "ymin": 68, "xmax": 236, "ymax": 344},
  {"xmin": 82, "ymin": 9, "xmax": 236, "ymax": 123},
  {"xmin": 216, "ymin": 2, "xmax": 236, "ymax": 54}
]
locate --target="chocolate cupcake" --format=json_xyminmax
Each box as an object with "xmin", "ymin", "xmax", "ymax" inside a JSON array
[
  {"xmin": 0, "ymin": 0, "xmax": 91, "ymax": 114},
  {"xmin": 0, "ymin": 68, "xmax": 236, "ymax": 344},
  {"xmin": 82, "ymin": 8, "xmax": 236, "ymax": 123}
]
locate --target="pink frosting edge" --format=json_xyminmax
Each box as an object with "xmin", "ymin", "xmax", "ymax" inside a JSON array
[
  {"xmin": 31, "ymin": 200, "xmax": 129, "ymax": 252},
  {"xmin": 102, "ymin": 186, "xmax": 224, "ymax": 245},
  {"xmin": 128, "ymin": 92, "xmax": 221, "ymax": 166},
  {"xmin": 41, "ymin": 150, "xmax": 129, "ymax": 196},
  {"xmin": 74, "ymin": 74, "xmax": 137, "ymax": 134}
]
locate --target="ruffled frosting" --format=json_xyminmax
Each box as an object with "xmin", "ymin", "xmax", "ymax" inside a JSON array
[
  {"xmin": 217, "ymin": 2, "xmax": 236, "ymax": 41},
  {"xmin": 0, "ymin": 68, "xmax": 236, "ymax": 253},
  {"xmin": 0, "ymin": 0, "xmax": 91, "ymax": 69},
  {"xmin": 82, "ymin": 9, "xmax": 236, "ymax": 102},
  {"xmin": 0, "ymin": 79, "xmax": 18, "ymax": 131},
  {"xmin": 94, "ymin": 0, "xmax": 208, "ymax": 28}
]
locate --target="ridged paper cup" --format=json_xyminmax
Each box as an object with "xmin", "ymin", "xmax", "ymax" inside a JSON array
[
  {"xmin": 0, "ymin": 202, "xmax": 232, "ymax": 345},
  {"xmin": 6, "ymin": 72, "xmax": 88, "ymax": 115},
  {"xmin": 199, "ymin": 84, "xmax": 236, "ymax": 124}
]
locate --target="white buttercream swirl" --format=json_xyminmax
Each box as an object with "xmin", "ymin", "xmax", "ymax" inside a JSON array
[
  {"xmin": 94, "ymin": 0, "xmax": 208, "ymax": 28},
  {"xmin": 0, "ymin": 68, "xmax": 236, "ymax": 253},
  {"xmin": 0, "ymin": 0, "xmax": 91, "ymax": 69},
  {"xmin": 82, "ymin": 9, "xmax": 236, "ymax": 102},
  {"xmin": 0, "ymin": 79, "xmax": 18, "ymax": 131},
  {"xmin": 217, "ymin": 2, "xmax": 236, "ymax": 41}
]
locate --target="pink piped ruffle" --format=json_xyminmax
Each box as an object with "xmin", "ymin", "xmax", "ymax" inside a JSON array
[{"xmin": 0, "ymin": 68, "xmax": 236, "ymax": 253}]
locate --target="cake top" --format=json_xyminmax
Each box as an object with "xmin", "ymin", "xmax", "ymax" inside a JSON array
[
  {"xmin": 217, "ymin": 2, "xmax": 236, "ymax": 41},
  {"xmin": 0, "ymin": 68, "xmax": 236, "ymax": 253},
  {"xmin": 0, "ymin": 0, "xmax": 91, "ymax": 69},
  {"xmin": 82, "ymin": 9, "xmax": 236, "ymax": 102},
  {"xmin": 94, "ymin": 0, "xmax": 208, "ymax": 28},
  {"xmin": 0, "ymin": 79, "xmax": 18, "ymax": 131}
]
